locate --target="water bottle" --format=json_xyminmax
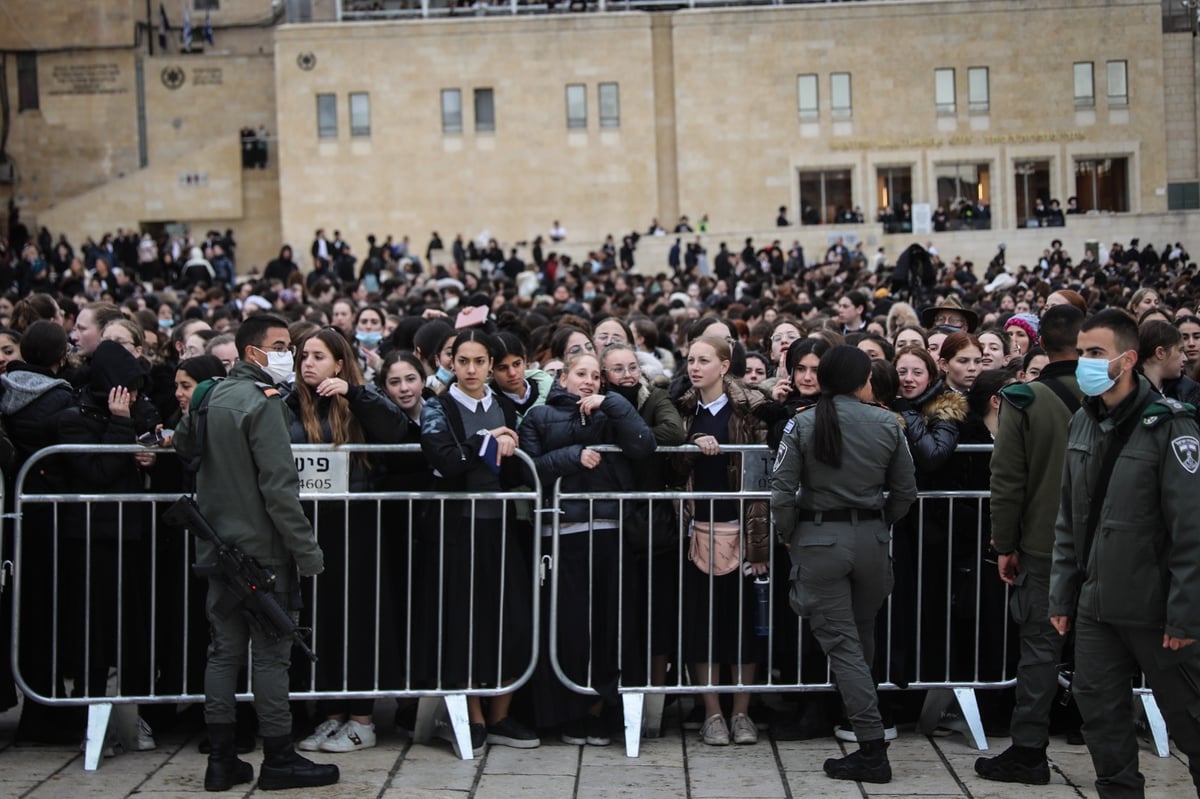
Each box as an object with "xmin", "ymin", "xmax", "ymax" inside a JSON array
[{"xmin": 753, "ymin": 576, "xmax": 771, "ymax": 637}]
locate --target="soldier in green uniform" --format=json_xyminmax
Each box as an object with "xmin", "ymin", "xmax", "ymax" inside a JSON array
[
  {"xmin": 976, "ymin": 304, "xmax": 1084, "ymax": 784},
  {"xmin": 1049, "ymin": 309, "xmax": 1200, "ymax": 799},
  {"xmin": 174, "ymin": 314, "xmax": 340, "ymax": 793},
  {"xmin": 771, "ymin": 346, "xmax": 917, "ymax": 784}
]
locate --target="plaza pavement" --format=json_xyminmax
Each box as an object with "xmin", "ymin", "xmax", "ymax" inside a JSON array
[{"xmin": 0, "ymin": 698, "xmax": 1194, "ymax": 798}]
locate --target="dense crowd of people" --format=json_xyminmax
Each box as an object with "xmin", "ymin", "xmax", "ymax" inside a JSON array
[{"xmin": 0, "ymin": 216, "xmax": 1197, "ymax": 793}]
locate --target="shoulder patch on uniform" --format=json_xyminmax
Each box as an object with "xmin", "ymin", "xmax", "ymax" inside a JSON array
[
  {"xmin": 1171, "ymin": 435, "xmax": 1200, "ymax": 473},
  {"xmin": 783, "ymin": 419, "xmax": 795, "ymax": 434},
  {"xmin": 773, "ymin": 442, "xmax": 788, "ymax": 472},
  {"xmin": 1143, "ymin": 399, "xmax": 1192, "ymax": 426},
  {"xmin": 253, "ymin": 380, "xmax": 281, "ymax": 398},
  {"xmin": 999, "ymin": 383, "xmax": 1035, "ymax": 410}
]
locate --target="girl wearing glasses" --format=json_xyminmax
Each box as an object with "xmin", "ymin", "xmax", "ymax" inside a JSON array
[{"xmin": 601, "ymin": 344, "xmax": 686, "ymax": 688}]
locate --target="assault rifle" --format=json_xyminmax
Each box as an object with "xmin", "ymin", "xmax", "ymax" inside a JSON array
[{"xmin": 164, "ymin": 495, "xmax": 317, "ymax": 663}]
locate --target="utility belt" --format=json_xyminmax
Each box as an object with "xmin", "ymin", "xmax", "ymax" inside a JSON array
[{"xmin": 797, "ymin": 508, "xmax": 882, "ymax": 524}]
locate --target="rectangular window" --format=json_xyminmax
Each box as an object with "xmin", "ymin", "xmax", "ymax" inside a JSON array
[
  {"xmin": 566, "ymin": 83, "xmax": 587, "ymax": 129},
  {"xmin": 1014, "ymin": 160, "xmax": 1051, "ymax": 228},
  {"xmin": 935, "ymin": 68, "xmax": 956, "ymax": 116},
  {"xmin": 1074, "ymin": 62, "xmax": 1095, "ymax": 109},
  {"xmin": 598, "ymin": 82, "xmax": 619, "ymax": 128},
  {"xmin": 830, "ymin": 72, "xmax": 851, "ymax": 118},
  {"xmin": 193, "ymin": 0, "xmax": 219, "ymax": 9},
  {"xmin": 349, "ymin": 92, "xmax": 370, "ymax": 137},
  {"xmin": 441, "ymin": 89, "xmax": 462, "ymax": 134},
  {"xmin": 1074, "ymin": 157, "xmax": 1129, "ymax": 213},
  {"xmin": 798, "ymin": 168, "xmax": 852, "ymax": 226},
  {"xmin": 934, "ymin": 162, "xmax": 992, "ymax": 230},
  {"xmin": 876, "ymin": 166, "xmax": 913, "ymax": 233},
  {"xmin": 1168, "ymin": 182, "xmax": 1200, "ymax": 211},
  {"xmin": 17, "ymin": 53, "xmax": 38, "ymax": 112},
  {"xmin": 316, "ymin": 93, "xmax": 337, "ymax": 138},
  {"xmin": 797, "ymin": 73, "xmax": 818, "ymax": 121},
  {"xmin": 1107, "ymin": 60, "xmax": 1128, "ymax": 107},
  {"xmin": 474, "ymin": 88, "xmax": 494, "ymax": 133},
  {"xmin": 967, "ymin": 67, "xmax": 989, "ymax": 113}
]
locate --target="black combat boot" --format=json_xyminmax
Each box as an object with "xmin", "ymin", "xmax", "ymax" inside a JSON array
[
  {"xmin": 256, "ymin": 734, "xmax": 340, "ymax": 791},
  {"xmin": 974, "ymin": 743, "xmax": 1051, "ymax": 785},
  {"xmin": 823, "ymin": 738, "xmax": 892, "ymax": 783},
  {"xmin": 204, "ymin": 723, "xmax": 255, "ymax": 792}
]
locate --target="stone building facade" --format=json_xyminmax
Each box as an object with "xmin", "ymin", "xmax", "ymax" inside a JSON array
[{"xmin": 1, "ymin": 0, "xmax": 1197, "ymax": 272}]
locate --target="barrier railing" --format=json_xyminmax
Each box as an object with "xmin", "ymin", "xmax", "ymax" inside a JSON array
[
  {"xmin": 548, "ymin": 443, "xmax": 1170, "ymax": 758},
  {"xmin": 9, "ymin": 443, "xmax": 542, "ymax": 768},
  {"xmin": 8, "ymin": 442, "xmax": 1170, "ymax": 766}
]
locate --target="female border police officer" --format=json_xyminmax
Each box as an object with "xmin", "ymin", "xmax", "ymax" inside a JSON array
[{"xmin": 770, "ymin": 345, "xmax": 918, "ymax": 784}]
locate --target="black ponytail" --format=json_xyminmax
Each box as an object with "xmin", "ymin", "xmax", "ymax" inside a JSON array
[{"xmin": 812, "ymin": 345, "xmax": 872, "ymax": 468}]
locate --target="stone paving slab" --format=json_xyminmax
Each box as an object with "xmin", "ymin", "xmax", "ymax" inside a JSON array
[{"xmin": 1, "ymin": 701, "xmax": 1197, "ymax": 798}]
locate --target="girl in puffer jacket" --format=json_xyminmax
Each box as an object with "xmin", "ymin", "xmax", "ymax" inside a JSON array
[{"xmin": 519, "ymin": 351, "xmax": 654, "ymax": 747}]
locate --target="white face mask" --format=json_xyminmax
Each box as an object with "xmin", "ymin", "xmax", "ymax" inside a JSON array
[{"xmin": 254, "ymin": 347, "xmax": 294, "ymax": 384}]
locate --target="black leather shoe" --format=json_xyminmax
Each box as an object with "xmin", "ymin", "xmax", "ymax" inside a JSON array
[
  {"xmin": 257, "ymin": 735, "xmax": 340, "ymax": 791},
  {"xmin": 974, "ymin": 744, "xmax": 1050, "ymax": 785},
  {"xmin": 824, "ymin": 739, "xmax": 892, "ymax": 784},
  {"xmin": 204, "ymin": 723, "xmax": 255, "ymax": 792}
]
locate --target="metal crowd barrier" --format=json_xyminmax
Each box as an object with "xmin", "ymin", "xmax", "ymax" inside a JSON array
[
  {"xmin": 548, "ymin": 443, "xmax": 1171, "ymax": 758},
  {"xmin": 9, "ymin": 443, "xmax": 542, "ymax": 769},
  {"xmin": 7, "ymin": 442, "xmax": 1172, "ymax": 767}
]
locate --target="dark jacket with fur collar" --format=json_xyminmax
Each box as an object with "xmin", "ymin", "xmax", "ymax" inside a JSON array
[{"xmin": 893, "ymin": 379, "xmax": 967, "ymax": 481}]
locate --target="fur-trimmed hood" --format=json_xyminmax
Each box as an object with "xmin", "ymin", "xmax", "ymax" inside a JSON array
[{"xmin": 911, "ymin": 379, "xmax": 968, "ymax": 423}]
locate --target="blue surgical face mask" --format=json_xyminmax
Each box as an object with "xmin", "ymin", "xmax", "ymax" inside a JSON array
[
  {"xmin": 583, "ymin": 291, "xmax": 596, "ymax": 301},
  {"xmin": 356, "ymin": 331, "xmax": 382, "ymax": 349},
  {"xmin": 436, "ymin": 366, "xmax": 453, "ymax": 385},
  {"xmin": 158, "ymin": 318, "xmax": 174, "ymax": 329},
  {"xmin": 1076, "ymin": 354, "xmax": 1124, "ymax": 397}
]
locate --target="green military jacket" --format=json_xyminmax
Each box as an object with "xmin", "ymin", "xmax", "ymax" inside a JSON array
[
  {"xmin": 770, "ymin": 395, "xmax": 918, "ymax": 547},
  {"xmin": 173, "ymin": 360, "xmax": 323, "ymax": 585},
  {"xmin": 1049, "ymin": 376, "xmax": 1200, "ymax": 639},
  {"xmin": 989, "ymin": 361, "xmax": 1082, "ymax": 559}
]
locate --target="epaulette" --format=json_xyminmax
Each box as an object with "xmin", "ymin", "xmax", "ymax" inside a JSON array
[
  {"xmin": 999, "ymin": 382, "xmax": 1035, "ymax": 410},
  {"xmin": 253, "ymin": 381, "xmax": 281, "ymax": 398},
  {"xmin": 1142, "ymin": 398, "xmax": 1195, "ymax": 427}
]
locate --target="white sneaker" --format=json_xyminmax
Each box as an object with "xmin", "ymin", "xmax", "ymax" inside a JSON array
[
  {"xmin": 297, "ymin": 718, "xmax": 343, "ymax": 752},
  {"xmin": 133, "ymin": 717, "xmax": 157, "ymax": 751},
  {"xmin": 319, "ymin": 720, "xmax": 377, "ymax": 753}
]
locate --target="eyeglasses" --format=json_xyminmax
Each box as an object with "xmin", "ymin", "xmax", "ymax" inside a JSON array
[
  {"xmin": 770, "ymin": 332, "xmax": 800, "ymax": 343},
  {"xmin": 604, "ymin": 364, "xmax": 639, "ymax": 376},
  {"xmin": 567, "ymin": 342, "xmax": 596, "ymax": 357}
]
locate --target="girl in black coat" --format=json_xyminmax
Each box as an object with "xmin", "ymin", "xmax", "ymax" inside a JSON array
[
  {"xmin": 287, "ymin": 328, "xmax": 407, "ymax": 754},
  {"xmin": 519, "ymin": 351, "xmax": 654, "ymax": 745},
  {"xmin": 419, "ymin": 329, "xmax": 537, "ymax": 755}
]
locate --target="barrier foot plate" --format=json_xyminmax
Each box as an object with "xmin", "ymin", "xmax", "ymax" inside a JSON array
[
  {"xmin": 953, "ymin": 687, "xmax": 988, "ymax": 752},
  {"xmin": 412, "ymin": 697, "xmax": 441, "ymax": 745},
  {"xmin": 641, "ymin": 692, "xmax": 665, "ymax": 739},
  {"xmin": 1140, "ymin": 693, "xmax": 1171, "ymax": 758},
  {"xmin": 83, "ymin": 703, "xmax": 113, "ymax": 771},
  {"xmin": 623, "ymin": 693, "xmax": 644, "ymax": 757},
  {"xmin": 444, "ymin": 694, "xmax": 475, "ymax": 760}
]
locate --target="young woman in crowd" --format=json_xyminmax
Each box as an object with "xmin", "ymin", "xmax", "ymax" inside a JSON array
[
  {"xmin": 520, "ymin": 349, "xmax": 654, "ymax": 745},
  {"xmin": 1176, "ymin": 315, "xmax": 1200, "ymax": 375},
  {"xmin": 671, "ymin": 335, "xmax": 769, "ymax": 747},
  {"xmin": 976, "ymin": 328, "xmax": 1009, "ymax": 371},
  {"xmin": 1019, "ymin": 347, "xmax": 1049, "ymax": 382},
  {"xmin": 742, "ymin": 351, "xmax": 770, "ymax": 386},
  {"xmin": 592, "ymin": 316, "xmax": 633, "ymax": 352},
  {"xmin": 419, "ymin": 329, "xmax": 538, "ymax": 757},
  {"xmin": 0, "ymin": 328, "xmax": 21, "ymax": 376},
  {"xmin": 491, "ymin": 331, "xmax": 554, "ymax": 423},
  {"xmin": 599, "ymin": 343, "xmax": 685, "ymax": 689},
  {"xmin": 288, "ymin": 328, "xmax": 407, "ymax": 754},
  {"xmin": 353, "ymin": 305, "xmax": 387, "ymax": 380},
  {"xmin": 763, "ymin": 337, "xmax": 831, "ymax": 450},
  {"xmin": 1003, "ymin": 314, "xmax": 1039, "ymax": 359},
  {"xmin": 891, "ymin": 324, "xmax": 927, "ymax": 353},
  {"xmin": 1139, "ymin": 320, "xmax": 1200, "ymax": 407}
]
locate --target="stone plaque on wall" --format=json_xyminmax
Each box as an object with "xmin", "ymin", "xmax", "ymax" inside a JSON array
[{"xmin": 48, "ymin": 63, "xmax": 127, "ymax": 96}]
